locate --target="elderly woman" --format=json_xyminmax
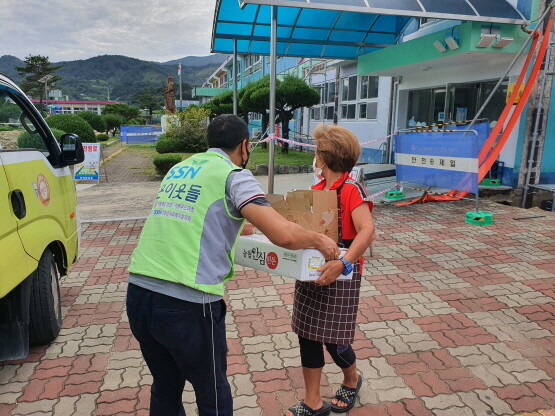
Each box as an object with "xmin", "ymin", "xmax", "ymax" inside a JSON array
[{"xmin": 286, "ymin": 125, "xmax": 375, "ymax": 416}]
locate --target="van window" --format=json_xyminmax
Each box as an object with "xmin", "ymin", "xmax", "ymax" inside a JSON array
[{"xmin": 0, "ymin": 90, "xmax": 52, "ymax": 161}]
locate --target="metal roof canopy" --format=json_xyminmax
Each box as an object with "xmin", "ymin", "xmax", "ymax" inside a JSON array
[
  {"xmin": 211, "ymin": 0, "xmax": 528, "ymax": 60},
  {"xmin": 210, "ymin": 0, "xmax": 528, "ymax": 193}
]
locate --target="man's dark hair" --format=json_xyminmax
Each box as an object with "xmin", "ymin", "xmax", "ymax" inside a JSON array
[{"xmin": 207, "ymin": 114, "xmax": 249, "ymax": 150}]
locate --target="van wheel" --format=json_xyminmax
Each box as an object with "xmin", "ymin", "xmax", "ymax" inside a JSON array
[{"xmin": 29, "ymin": 249, "xmax": 62, "ymax": 345}]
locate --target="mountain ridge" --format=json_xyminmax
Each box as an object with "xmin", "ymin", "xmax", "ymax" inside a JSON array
[{"xmin": 0, "ymin": 54, "xmax": 227, "ymax": 103}]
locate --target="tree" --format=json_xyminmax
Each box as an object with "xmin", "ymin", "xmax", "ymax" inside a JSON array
[
  {"xmin": 15, "ymin": 55, "xmax": 62, "ymax": 108},
  {"xmin": 101, "ymin": 103, "xmax": 140, "ymax": 122},
  {"xmin": 174, "ymin": 106, "xmax": 211, "ymax": 128},
  {"xmin": 241, "ymin": 75, "xmax": 320, "ymax": 153},
  {"xmin": 132, "ymin": 88, "xmax": 164, "ymax": 115},
  {"xmin": 102, "ymin": 113, "xmax": 125, "ymax": 137},
  {"xmin": 77, "ymin": 111, "xmax": 107, "ymax": 133},
  {"xmin": 276, "ymin": 75, "xmax": 320, "ymax": 153},
  {"xmin": 240, "ymin": 76, "xmax": 271, "ymax": 135},
  {"xmin": 200, "ymin": 90, "xmax": 234, "ymax": 119}
]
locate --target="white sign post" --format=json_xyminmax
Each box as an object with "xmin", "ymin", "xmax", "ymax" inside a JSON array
[{"xmin": 74, "ymin": 143, "xmax": 101, "ymax": 182}]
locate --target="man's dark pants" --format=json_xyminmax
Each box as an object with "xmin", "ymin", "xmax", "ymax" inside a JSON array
[{"xmin": 126, "ymin": 283, "xmax": 232, "ymax": 416}]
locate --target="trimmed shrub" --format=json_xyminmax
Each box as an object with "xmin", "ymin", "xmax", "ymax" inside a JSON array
[
  {"xmin": 155, "ymin": 134, "xmax": 186, "ymax": 154},
  {"xmin": 18, "ymin": 128, "xmax": 65, "ymax": 149},
  {"xmin": 166, "ymin": 122, "xmax": 208, "ymax": 153},
  {"xmin": 96, "ymin": 133, "xmax": 110, "ymax": 142},
  {"xmin": 102, "ymin": 113, "xmax": 125, "ymax": 136},
  {"xmin": 0, "ymin": 125, "xmax": 14, "ymax": 132},
  {"xmin": 153, "ymin": 153, "xmax": 182, "ymax": 176},
  {"xmin": 46, "ymin": 114, "xmax": 96, "ymax": 142},
  {"xmin": 77, "ymin": 111, "xmax": 107, "ymax": 132},
  {"xmin": 128, "ymin": 118, "xmax": 146, "ymax": 125}
]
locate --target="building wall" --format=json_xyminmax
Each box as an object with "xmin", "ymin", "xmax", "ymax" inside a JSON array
[{"xmin": 303, "ymin": 64, "xmax": 392, "ymax": 163}]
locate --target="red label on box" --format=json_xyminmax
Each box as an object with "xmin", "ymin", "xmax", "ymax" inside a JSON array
[{"xmin": 266, "ymin": 252, "xmax": 279, "ymax": 269}]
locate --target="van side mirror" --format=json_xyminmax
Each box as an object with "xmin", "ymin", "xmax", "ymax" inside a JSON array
[{"xmin": 61, "ymin": 134, "xmax": 85, "ymax": 165}]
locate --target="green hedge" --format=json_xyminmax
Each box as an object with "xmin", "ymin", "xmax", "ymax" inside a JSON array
[
  {"xmin": 127, "ymin": 118, "xmax": 146, "ymax": 125},
  {"xmin": 46, "ymin": 114, "xmax": 96, "ymax": 142},
  {"xmin": 155, "ymin": 135, "xmax": 187, "ymax": 153},
  {"xmin": 166, "ymin": 122, "xmax": 208, "ymax": 153},
  {"xmin": 18, "ymin": 128, "xmax": 65, "ymax": 149},
  {"xmin": 77, "ymin": 111, "xmax": 107, "ymax": 133},
  {"xmin": 96, "ymin": 133, "xmax": 110, "ymax": 142},
  {"xmin": 153, "ymin": 153, "xmax": 182, "ymax": 176}
]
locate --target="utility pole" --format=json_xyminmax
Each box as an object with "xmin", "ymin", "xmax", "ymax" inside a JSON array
[
  {"xmin": 38, "ymin": 74, "xmax": 54, "ymax": 113},
  {"xmin": 178, "ymin": 62, "xmax": 183, "ymax": 110}
]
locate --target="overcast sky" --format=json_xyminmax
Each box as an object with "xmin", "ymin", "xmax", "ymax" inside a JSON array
[{"xmin": 0, "ymin": 0, "xmax": 218, "ymax": 62}]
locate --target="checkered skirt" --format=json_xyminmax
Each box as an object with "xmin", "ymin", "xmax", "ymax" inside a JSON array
[{"xmin": 292, "ymin": 183, "xmax": 362, "ymax": 344}]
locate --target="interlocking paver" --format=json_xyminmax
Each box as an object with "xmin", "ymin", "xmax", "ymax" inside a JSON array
[{"xmin": 0, "ymin": 200, "xmax": 554, "ymax": 415}]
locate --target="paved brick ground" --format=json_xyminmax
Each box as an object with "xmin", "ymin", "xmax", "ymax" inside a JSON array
[
  {"xmin": 102, "ymin": 145, "xmax": 159, "ymax": 184},
  {"xmin": 1, "ymin": 200, "xmax": 554, "ymax": 415}
]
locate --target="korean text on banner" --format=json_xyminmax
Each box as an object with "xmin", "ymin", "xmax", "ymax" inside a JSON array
[
  {"xmin": 74, "ymin": 143, "xmax": 101, "ymax": 182},
  {"xmin": 120, "ymin": 126, "xmax": 162, "ymax": 144},
  {"xmin": 395, "ymin": 131, "xmax": 479, "ymax": 194}
]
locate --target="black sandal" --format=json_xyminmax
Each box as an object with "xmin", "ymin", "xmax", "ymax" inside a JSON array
[
  {"xmin": 285, "ymin": 401, "xmax": 331, "ymax": 416},
  {"xmin": 330, "ymin": 375, "xmax": 362, "ymax": 413}
]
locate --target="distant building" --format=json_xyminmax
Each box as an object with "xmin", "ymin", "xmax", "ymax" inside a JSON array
[
  {"xmin": 31, "ymin": 99, "xmax": 125, "ymax": 115},
  {"xmin": 175, "ymin": 100, "xmax": 199, "ymax": 110}
]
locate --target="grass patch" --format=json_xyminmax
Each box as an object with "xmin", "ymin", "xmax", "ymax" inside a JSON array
[
  {"xmin": 122, "ymin": 143, "xmax": 313, "ymax": 178},
  {"xmin": 247, "ymin": 144, "xmax": 314, "ymax": 169},
  {"xmin": 127, "ymin": 145, "xmax": 193, "ymax": 161},
  {"xmin": 125, "ymin": 145, "xmax": 194, "ymax": 178}
]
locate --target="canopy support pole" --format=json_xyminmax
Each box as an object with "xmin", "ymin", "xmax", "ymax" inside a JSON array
[
  {"xmin": 268, "ymin": 5, "xmax": 277, "ymax": 194},
  {"xmin": 233, "ymin": 38, "xmax": 238, "ymax": 116}
]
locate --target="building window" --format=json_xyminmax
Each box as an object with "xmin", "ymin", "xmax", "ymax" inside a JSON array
[
  {"xmin": 311, "ymin": 107, "xmax": 321, "ymax": 121},
  {"xmin": 341, "ymin": 76, "xmax": 357, "ymax": 101},
  {"xmin": 360, "ymin": 76, "xmax": 379, "ymax": 99},
  {"xmin": 419, "ymin": 18, "xmax": 439, "ymax": 28},
  {"xmin": 341, "ymin": 104, "xmax": 356, "ymax": 119},
  {"xmin": 326, "ymin": 81, "xmax": 336, "ymax": 103},
  {"xmin": 325, "ymin": 106, "xmax": 334, "ymax": 120},
  {"xmin": 359, "ymin": 102, "xmax": 378, "ymax": 120},
  {"xmin": 244, "ymin": 55, "xmax": 260, "ymax": 68}
]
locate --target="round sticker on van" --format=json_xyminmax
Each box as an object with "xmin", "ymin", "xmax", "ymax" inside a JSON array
[{"xmin": 33, "ymin": 174, "xmax": 50, "ymax": 206}]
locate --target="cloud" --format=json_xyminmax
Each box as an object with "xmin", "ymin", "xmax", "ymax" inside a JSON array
[{"xmin": 0, "ymin": 0, "xmax": 218, "ymax": 62}]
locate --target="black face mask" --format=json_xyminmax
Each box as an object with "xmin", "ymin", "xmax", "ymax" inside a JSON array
[{"xmin": 241, "ymin": 139, "xmax": 251, "ymax": 169}]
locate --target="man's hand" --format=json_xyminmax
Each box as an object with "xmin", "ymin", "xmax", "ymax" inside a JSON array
[
  {"xmin": 314, "ymin": 259, "xmax": 344, "ymax": 286},
  {"xmin": 314, "ymin": 233, "xmax": 341, "ymax": 261},
  {"xmin": 241, "ymin": 223, "xmax": 256, "ymax": 236}
]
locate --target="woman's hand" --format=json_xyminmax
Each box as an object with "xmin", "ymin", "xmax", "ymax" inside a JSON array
[{"xmin": 314, "ymin": 259, "xmax": 344, "ymax": 286}]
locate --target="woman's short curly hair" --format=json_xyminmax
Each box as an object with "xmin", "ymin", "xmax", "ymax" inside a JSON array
[{"xmin": 314, "ymin": 124, "xmax": 361, "ymax": 173}]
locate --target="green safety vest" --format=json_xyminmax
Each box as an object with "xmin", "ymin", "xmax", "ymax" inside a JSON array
[{"xmin": 129, "ymin": 151, "xmax": 245, "ymax": 296}]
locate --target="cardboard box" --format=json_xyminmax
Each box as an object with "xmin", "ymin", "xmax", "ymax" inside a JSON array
[
  {"xmin": 267, "ymin": 189, "xmax": 338, "ymax": 242},
  {"xmin": 234, "ymin": 234, "xmax": 352, "ymax": 281}
]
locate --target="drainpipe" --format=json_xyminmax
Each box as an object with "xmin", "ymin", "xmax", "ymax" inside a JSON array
[
  {"xmin": 387, "ymin": 76, "xmax": 401, "ymax": 164},
  {"xmin": 333, "ymin": 66, "xmax": 340, "ymax": 125}
]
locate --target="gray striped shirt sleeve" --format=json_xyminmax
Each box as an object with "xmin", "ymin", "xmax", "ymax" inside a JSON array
[{"xmin": 226, "ymin": 169, "xmax": 270, "ymax": 218}]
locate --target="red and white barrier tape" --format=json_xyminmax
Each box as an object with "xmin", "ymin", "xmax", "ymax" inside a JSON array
[
  {"xmin": 368, "ymin": 187, "xmax": 396, "ymax": 199},
  {"xmin": 254, "ymin": 133, "xmax": 393, "ymax": 148}
]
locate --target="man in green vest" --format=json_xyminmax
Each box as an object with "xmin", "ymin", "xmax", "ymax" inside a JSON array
[{"xmin": 126, "ymin": 114, "xmax": 339, "ymax": 416}]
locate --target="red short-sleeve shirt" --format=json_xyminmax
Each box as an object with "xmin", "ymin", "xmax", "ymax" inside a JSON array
[{"xmin": 312, "ymin": 172, "xmax": 373, "ymax": 241}]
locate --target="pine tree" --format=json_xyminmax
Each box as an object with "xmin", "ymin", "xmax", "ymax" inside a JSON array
[{"xmin": 15, "ymin": 55, "xmax": 62, "ymax": 102}]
